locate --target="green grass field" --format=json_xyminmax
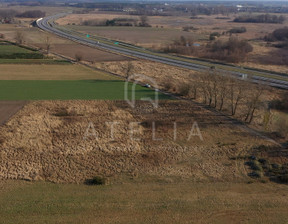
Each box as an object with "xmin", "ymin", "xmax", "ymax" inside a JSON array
[
  {"xmin": 0, "ymin": 80, "xmax": 169, "ymax": 100},
  {"xmin": 0, "ymin": 59, "xmax": 71, "ymax": 64},
  {"xmin": 0, "ymin": 44, "xmax": 32, "ymax": 54}
]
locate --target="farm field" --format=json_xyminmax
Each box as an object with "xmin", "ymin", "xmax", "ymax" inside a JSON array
[
  {"xmin": 0, "ymin": 100, "xmax": 287, "ymax": 223},
  {"xmin": 0, "ymin": 64, "xmax": 116, "ymax": 80},
  {"xmin": 0, "ymin": 63, "xmax": 169, "ymax": 100},
  {"xmin": 64, "ymin": 25, "xmax": 203, "ymax": 48},
  {"xmin": 0, "ymin": 44, "xmax": 32, "ymax": 54},
  {"xmin": 0, "ymin": 3, "xmax": 287, "ymax": 223},
  {"xmin": 0, "ymin": 179, "xmax": 288, "ymax": 224},
  {"xmin": 0, "ymin": 80, "xmax": 168, "ymax": 100},
  {"xmin": 57, "ymin": 13, "xmax": 288, "ymax": 73}
]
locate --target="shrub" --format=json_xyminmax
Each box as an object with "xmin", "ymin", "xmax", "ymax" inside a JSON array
[
  {"xmin": 250, "ymin": 160, "xmax": 263, "ymax": 171},
  {"xmin": 163, "ymin": 79, "xmax": 172, "ymax": 91},
  {"xmin": 85, "ymin": 176, "xmax": 106, "ymax": 185},
  {"xmin": 177, "ymin": 82, "xmax": 190, "ymax": 96},
  {"xmin": 248, "ymin": 171, "xmax": 263, "ymax": 178},
  {"xmin": 75, "ymin": 52, "xmax": 83, "ymax": 62},
  {"xmin": 54, "ymin": 108, "xmax": 69, "ymax": 117},
  {"xmin": 228, "ymin": 27, "xmax": 247, "ymax": 34},
  {"xmin": 272, "ymin": 163, "xmax": 281, "ymax": 169},
  {"xmin": 258, "ymin": 158, "xmax": 268, "ymax": 164},
  {"xmin": 209, "ymin": 32, "xmax": 221, "ymax": 41},
  {"xmin": 265, "ymin": 27, "xmax": 288, "ymax": 42},
  {"xmin": 278, "ymin": 174, "xmax": 288, "ymax": 183}
]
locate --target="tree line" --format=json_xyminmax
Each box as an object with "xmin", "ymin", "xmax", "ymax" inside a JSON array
[
  {"xmin": 164, "ymin": 70, "xmax": 265, "ymax": 124},
  {"xmin": 0, "ymin": 10, "xmax": 45, "ymax": 23},
  {"xmin": 234, "ymin": 14, "xmax": 286, "ymax": 24},
  {"xmin": 163, "ymin": 36, "xmax": 253, "ymax": 63}
]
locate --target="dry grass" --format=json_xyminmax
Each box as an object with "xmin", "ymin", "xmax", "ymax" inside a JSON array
[
  {"xmin": 0, "ymin": 100, "xmax": 276, "ymax": 183},
  {"xmin": 94, "ymin": 60, "xmax": 194, "ymax": 87},
  {"xmin": 0, "ymin": 179, "xmax": 288, "ymax": 223}
]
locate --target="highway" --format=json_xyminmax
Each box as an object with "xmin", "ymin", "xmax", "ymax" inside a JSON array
[{"xmin": 36, "ymin": 13, "xmax": 288, "ymax": 90}]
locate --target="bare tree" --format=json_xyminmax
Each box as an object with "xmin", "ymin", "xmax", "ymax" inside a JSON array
[
  {"xmin": 206, "ymin": 73, "xmax": 214, "ymax": 106},
  {"xmin": 14, "ymin": 31, "xmax": 24, "ymax": 45},
  {"xmin": 190, "ymin": 73, "xmax": 200, "ymax": 99},
  {"xmin": 75, "ymin": 52, "xmax": 83, "ymax": 62},
  {"xmin": 210, "ymin": 71, "xmax": 220, "ymax": 108},
  {"xmin": 44, "ymin": 36, "xmax": 51, "ymax": 54},
  {"xmin": 218, "ymin": 75, "xmax": 228, "ymax": 111},
  {"xmin": 139, "ymin": 15, "xmax": 149, "ymax": 27},
  {"xmin": 244, "ymin": 84, "xmax": 264, "ymax": 123},
  {"xmin": 228, "ymin": 77, "xmax": 245, "ymax": 116},
  {"xmin": 124, "ymin": 61, "xmax": 134, "ymax": 80},
  {"xmin": 199, "ymin": 72, "xmax": 209, "ymax": 104}
]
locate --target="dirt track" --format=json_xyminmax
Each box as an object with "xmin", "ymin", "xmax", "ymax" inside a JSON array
[{"xmin": 0, "ymin": 101, "xmax": 27, "ymax": 126}]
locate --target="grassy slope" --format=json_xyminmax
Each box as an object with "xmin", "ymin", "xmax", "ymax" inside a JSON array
[{"xmin": 0, "ymin": 179, "xmax": 287, "ymax": 224}]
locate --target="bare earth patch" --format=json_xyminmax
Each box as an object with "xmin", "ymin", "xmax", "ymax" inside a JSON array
[{"xmin": 0, "ymin": 101, "xmax": 26, "ymax": 125}]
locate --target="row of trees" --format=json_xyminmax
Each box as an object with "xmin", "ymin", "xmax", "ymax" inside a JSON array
[
  {"xmin": 265, "ymin": 27, "xmax": 288, "ymax": 42},
  {"xmin": 169, "ymin": 71, "xmax": 265, "ymax": 123},
  {"xmin": 122, "ymin": 62, "xmax": 264, "ymax": 124},
  {"xmin": 234, "ymin": 14, "xmax": 286, "ymax": 24},
  {"xmin": 81, "ymin": 15, "xmax": 150, "ymax": 27},
  {"xmin": 16, "ymin": 10, "xmax": 45, "ymax": 18},
  {"xmin": 0, "ymin": 10, "xmax": 45, "ymax": 23}
]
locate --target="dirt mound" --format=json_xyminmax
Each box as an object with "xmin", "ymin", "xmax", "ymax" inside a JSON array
[{"xmin": 0, "ymin": 100, "xmax": 274, "ymax": 183}]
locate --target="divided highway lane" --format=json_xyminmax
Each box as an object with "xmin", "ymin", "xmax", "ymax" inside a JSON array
[{"xmin": 36, "ymin": 14, "xmax": 288, "ymax": 90}]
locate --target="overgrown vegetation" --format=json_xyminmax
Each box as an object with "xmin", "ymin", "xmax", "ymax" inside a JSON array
[
  {"xmin": 81, "ymin": 16, "xmax": 150, "ymax": 27},
  {"xmin": 245, "ymin": 156, "xmax": 288, "ymax": 184},
  {"xmin": 265, "ymin": 27, "xmax": 288, "ymax": 48},
  {"xmin": 163, "ymin": 36, "xmax": 252, "ymax": 63},
  {"xmin": 228, "ymin": 27, "xmax": 247, "ymax": 34},
  {"xmin": 16, "ymin": 10, "xmax": 46, "ymax": 18},
  {"xmin": 209, "ymin": 32, "xmax": 221, "ymax": 41},
  {"xmin": 162, "ymin": 36, "xmax": 196, "ymax": 55},
  {"xmin": 205, "ymin": 37, "xmax": 253, "ymax": 63},
  {"xmin": 0, "ymin": 9, "xmax": 45, "ymax": 23}
]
